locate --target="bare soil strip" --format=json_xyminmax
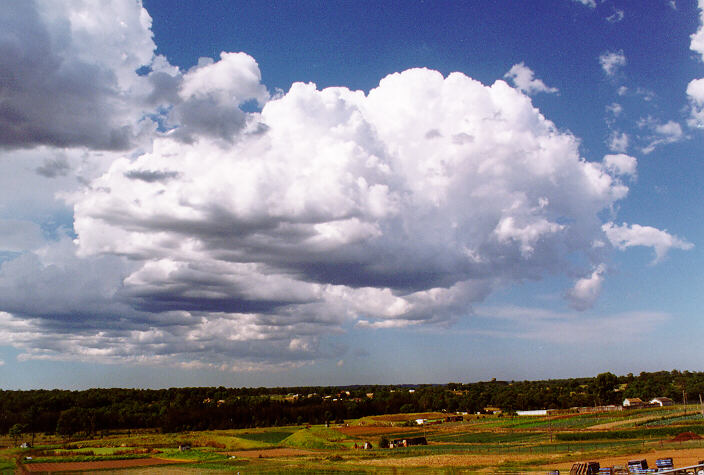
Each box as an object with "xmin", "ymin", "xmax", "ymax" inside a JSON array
[
  {"xmin": 23, "ymin": 457, "xmax": 188, "ymax": 472},
  {"xmin": 338, "ymin": 425, "xmax": 419, "ymax": 437},
  {"xmin": 355, "ymin": 452, "xmax": 563, "ymax": 468},
  {"xmin": 227, "ymin": 448, "xmax": 318, "ymax": 458},
  {"xmin": 370, "ymin": 412, "xmax": 446, "ymax": 422}
]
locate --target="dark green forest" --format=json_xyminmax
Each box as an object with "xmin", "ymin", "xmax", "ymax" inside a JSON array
[{"xmin": 2, "ymin": 370, "xmax": 703, "ymax": 437}]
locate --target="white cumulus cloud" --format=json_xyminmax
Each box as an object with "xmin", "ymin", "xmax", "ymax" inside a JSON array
[
  {"xmin": 0, "ymin": 0, "xmax": 157, "ymax": 150},
  {"xmin": 602, "ymin": 154, "xmax": 637, "ymax": 177},
  {"xmin": 691, "ymin": 0, "xmax": 704, "ymax": 60},
  {"xmin": 0, "ymin": 1, "xmax": 693, "ymax": 371},
  {"xmin": 688, "ymin": 1, "xmax": 704, "ymax": 128},
  {"xmin": 687, "ymin": 0, "xmax": 704, "ymax": 129},
  {"xmin": 687, "ymin": 78, "xmax": 704, "ymax": 128},
  {"xmin": 58, "ymin": 64, "xmax": 652, "ymax": 366}
]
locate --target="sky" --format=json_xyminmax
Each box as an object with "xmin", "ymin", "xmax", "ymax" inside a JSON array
[{"xmin": 1, "ymin": 0, "xmax": 703, "ymax": 390}]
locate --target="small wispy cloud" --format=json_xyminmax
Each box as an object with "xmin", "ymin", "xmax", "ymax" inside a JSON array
[
  {"xmin": 36, "ymin": 156, "xmax": 71, "ymax": 178},
  {"xmin": 603, "ymin": 222, "xmax": 693, "ymax": 263},
  {"xmin": 474, "ymin": 305, "xmax": 669, "ymax": 344},
  {"xmin": 504, "ymin": 63, "xmax": 558, "ymax": 95},
  {"xmin": 638, "ymin": 118, "xmax": 684, "ymax": 153},
  {"xmin": 607, "ymin": 131, "xmax": 629, "ymax": 152},
  {"xmin": 606, "ymin": 103, "xmax": 623, "ymax": 117},
  {"xmin": 566, "ymin": 264, "xmax": 606, "ymax": 311},
  {"xmin": 600, "ymin": 50, "xmax": 627, "ymax": 76},
  {"xmin": 606, "ymin": 9, "xmax": 624, "ymax": 23}
]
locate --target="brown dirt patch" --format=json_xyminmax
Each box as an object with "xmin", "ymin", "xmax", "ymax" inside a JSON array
[
  {"xmin": 537, "ymin": 447, "xmax": 704, "ymax": 472},
  {"xmin": 355, "ymin": 452, "xmax": 562, "ymax": 468},
  {"xmin": 670, "ymin": 432, "xmax": 703, "ymax": 443},
  {"xmin": 355, "ymin": 447, "xmax": 704, "ymax": 471},
  {"xmin": 227, "ymin": 448, "xmax": 318, "ymax": 458},
  {"xmin": 596, "ymin": 447, "xmax": 704, "ymax": 468},
  {"xmin": 23, "ymin": 457, "xmax": 187, "ymax": 472},
  {"xmin": 338, "ymin": 425, "xmax": 421, "ymax": 437}
]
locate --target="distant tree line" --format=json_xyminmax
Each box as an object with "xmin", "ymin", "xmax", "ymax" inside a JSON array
[{"xmin": 2, "ymin": 370, "xmax": 704, "ymax": 438}]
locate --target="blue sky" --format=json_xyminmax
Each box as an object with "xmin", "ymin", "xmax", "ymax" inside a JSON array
[{"xmin": 0, "ymin": 0, "xmax": 703, "ymax": 389}]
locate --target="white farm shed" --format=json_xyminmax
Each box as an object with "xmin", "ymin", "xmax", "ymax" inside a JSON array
[
  {"xmin": 650, "ymin": 397, "xmax": 673, "ymax": 406},
  {"xmin": 516, "ymin": 409, "xmax": 548, "ymax": 416}
]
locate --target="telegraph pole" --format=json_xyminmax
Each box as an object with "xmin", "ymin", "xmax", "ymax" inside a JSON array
[{"xmin": 683, "ymin": 389, "xmax": 687, "ymax": 415}]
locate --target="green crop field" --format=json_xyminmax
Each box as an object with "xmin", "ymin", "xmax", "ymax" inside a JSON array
[
  {"xmin": 235, "ymin": 430, "xmax": 294, "ymax": 444},
  {"xmin": 3, "ymin": 405, "xmax": 704, "ymax": 473}
]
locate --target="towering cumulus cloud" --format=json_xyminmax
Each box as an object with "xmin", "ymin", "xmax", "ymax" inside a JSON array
[
  {"xmin": 0, "ymin": 1, "xmax": 692, "ymax": 371},
  {"xmin": 63, "ymin": 59, "xmax": 646, "ymax": 368}
]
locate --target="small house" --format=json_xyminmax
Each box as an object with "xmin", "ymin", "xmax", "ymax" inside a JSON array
[
  {"xmin": 623, "ymin": 398, "xmax": 644, "ymax": 408},
  {"xmin": 650, "ymin": 397, "xmax": 673, "ymax": 407}
]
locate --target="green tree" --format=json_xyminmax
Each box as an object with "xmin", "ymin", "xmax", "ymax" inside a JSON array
[
  {"xmin": 592, "ymin": 372, "xmax": 619, "ymax": 405},
  {"xmin": 56, "ymin": 407, "xmax": 87, "ymax": 440},
  {"xmin": 9, "ymin": 423, "xmax": 27, "ymax": 446}
]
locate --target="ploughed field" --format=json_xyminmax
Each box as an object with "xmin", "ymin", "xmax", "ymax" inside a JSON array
[{"xmin": 2, "ymin": 405, "xmax": 704, "ymax": 473}]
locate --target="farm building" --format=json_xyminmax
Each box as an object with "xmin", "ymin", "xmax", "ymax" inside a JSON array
[
  {"xmin": 390, "ymin": 437, "xmax": 427, "ymax": 448},
  {"xmin": 623, "ymin": 397, "xmax": 644, "ymax": 407},
  {"xmin": 516, "ymin": 409, "xmax": 548, "ymax": 416},
  {"xmin": 575, "ymin": 405, "xmax": 622, "ymax": 413},
  {"xmin": 650, "ymin": 397, "xmax": 673, "ymax": 406}
]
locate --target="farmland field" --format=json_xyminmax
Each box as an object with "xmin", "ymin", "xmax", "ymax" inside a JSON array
[{"xmin": 2, "ymin": 405, "xmax": 704, "ymax": 473}]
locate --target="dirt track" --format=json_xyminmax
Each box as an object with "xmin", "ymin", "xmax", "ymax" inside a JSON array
[
  {"xmin": 594, "ymin": 447, "xmax": 704, "ymax": 468},
  {"xmin": 588, "ymin": 413, "xmax": 683, "ymax": 430},
  {"xmin": 23, "ymin": 457, "xmax": 187, "ymax": 472},
  {"xmin": 353, "ymin": 446, "xmax": 704, "ymax": 471}
]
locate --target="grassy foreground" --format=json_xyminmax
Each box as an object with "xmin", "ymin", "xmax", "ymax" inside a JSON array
[{"xmin": 1, "ymin": 404, "xmax": 704, "ymax": 473}]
